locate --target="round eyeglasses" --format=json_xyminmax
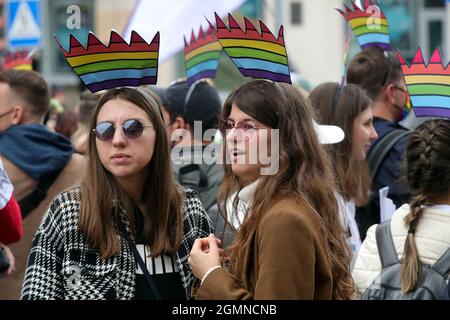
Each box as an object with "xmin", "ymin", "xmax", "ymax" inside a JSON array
[{"xmin": 218, "ymin": 119, "xmax": 267, "ymax": 140}]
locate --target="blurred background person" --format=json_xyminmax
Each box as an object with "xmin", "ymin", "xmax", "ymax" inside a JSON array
[
  {"xmin": 151, "ymin": 80, "xmax": 229, "ymax": 245},
  {"xmin": 72, "ymin": 90, "xmax": 102, "ymax": 155},
  {"xmin": 189, "ymin": 80, "xmax": 353, "ymax": 300},
  {"xmin": 55, "ymin": 109, "xmax": 79, "ymax": 140},
  {"xmin": 43, "ymin": 97, "xmax": 64, "ymax": 133}
]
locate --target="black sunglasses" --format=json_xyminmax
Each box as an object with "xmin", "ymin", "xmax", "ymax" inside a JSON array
[{"xmin": 93, "ymin": 119, "xmax": 153, "ymax": 141}]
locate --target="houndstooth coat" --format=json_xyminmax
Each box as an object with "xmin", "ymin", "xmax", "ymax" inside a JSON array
[{"xmin": 21, "ymin": 188, "xmax": 212, "ymax": 300}]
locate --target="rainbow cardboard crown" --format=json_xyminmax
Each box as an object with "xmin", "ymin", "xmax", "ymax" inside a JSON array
[
  {"xmin": 55, "ymin": 31, "xmax": 160, "ymax": 93},
  {"xmin": 184, "ymin": 26, "xmax": 221, "ymax": 84},
  {"xmin": 208, "ymin": 13, "xmax": 291, "ymax": 84},
  {"xmin": 337, "ymin": 0, "xmax": 391, "ymax": 51},
  {"xmin": 398, "ymin": 48, "xmax": 450, "ymax": 119},
  {"xmin": 1, "ymin": 50, "xmax": 33, "ymax": 70}
]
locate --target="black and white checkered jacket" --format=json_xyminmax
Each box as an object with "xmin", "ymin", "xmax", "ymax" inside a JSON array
[{"xmin": 21, "ymin": 188, "xmax": 212, "ymax": 300}]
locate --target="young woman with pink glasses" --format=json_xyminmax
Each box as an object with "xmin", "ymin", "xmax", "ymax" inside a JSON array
[{"xmin": 189, "ymin": 80, "xmax": 354, "ymax": 299}]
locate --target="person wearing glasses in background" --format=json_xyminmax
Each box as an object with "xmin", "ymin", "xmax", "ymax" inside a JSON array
[
  {"xmin": 346, "ymin": 47, "xmax": 411, "ymax": 240},
  {"xmin": 21, "ymin": 87, "xmax": 212, "ymax": 300},
  {"xmin": 188, "ymin": 80, "xmax": 354, "ymax": 300},
  {"xmin": 150, "ymin": 80, "xmax": 233, "ymax": 247}
]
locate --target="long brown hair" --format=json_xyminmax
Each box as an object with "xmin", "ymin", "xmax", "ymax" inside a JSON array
[
  {"xmin": 401, "ymin": 119, "xmax": 450, "ymax": 293},
  {"xmin": 218, "ymin": 80, "xmax": 353, "ymax": 299},
  {"xmin": 309, "ymin": 82, "xmax": 372, "ymax": 206},
  {"xmin": 79, "ymin": 87, "xmax": 184, "ymax": 258}
]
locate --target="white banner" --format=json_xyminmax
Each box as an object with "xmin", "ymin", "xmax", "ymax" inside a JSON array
[{"xmin": 123, "ymin": 0, "xmax": 246, "ymax": 63}]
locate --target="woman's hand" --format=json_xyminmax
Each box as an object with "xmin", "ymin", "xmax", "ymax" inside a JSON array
[
  {"xmin": 188, "ymin": 234, "xmax": 223, "ymax": 280},
  {"xmin": 0, "ymin": 243, "xmax": 15, "ymax": 278}
]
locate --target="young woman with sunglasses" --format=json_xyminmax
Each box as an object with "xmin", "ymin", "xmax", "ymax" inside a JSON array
[
  {"xmin": 21, "ymin": 87, "xmax": 212, "ymax": 300},
  {"xmin": 188, "ymin": 80, "xmax": 354, "ymax": 299}
]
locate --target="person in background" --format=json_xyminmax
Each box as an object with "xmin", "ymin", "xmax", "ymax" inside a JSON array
[
  {"xmin": 43, "ymin": 97, "xmax": 64, "ymax": 132},
  {"xmin": 151, "ymin": 81, "xmax": 230, "ymax": 246},
  {"xmin": 21, "ymin": 87, "xmax": 212, "ymax": 300},
  {"xmin": 0, "ymin": 69, "xmax": 84, "ymax": 299},
  {"xmin": 0, "ymin": 157, "xmax": 22, "ymax": 278},
  {"xmin": 309, "ymin": 82, "xmax": 378, "ymax": 267}
]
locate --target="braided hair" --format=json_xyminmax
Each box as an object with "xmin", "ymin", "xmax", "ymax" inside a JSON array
[{"xmin": 401, "ymin": 119, "xmax": 450, "ymax": 293}]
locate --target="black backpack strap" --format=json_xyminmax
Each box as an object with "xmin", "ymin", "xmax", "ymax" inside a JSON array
[
  {"xmin": 375, "ymin": 220, "xmax": 400, "ymax": 268},
  {"xmin": 19, "ymin": 167, "xmax": 64, "ymax": 219},
  {"xmin": 431, "ymin": 247, "xmax": 450, "ymax": 278},
  {"xmin": 368, "ymin": 129, "xmax": 409, "ymax": 180}
]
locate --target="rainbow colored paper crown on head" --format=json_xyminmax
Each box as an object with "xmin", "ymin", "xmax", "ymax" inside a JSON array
[
  {"xmin": 337, "ymin": 0, "xmax": 391, "ymax": 51},
  {"xmin": 208, "ymin": 13, "xmax": 291, "ymax": 84},
  {"xmin": 1, "ymin": 50, "xmax": 33, "ymax": 70},
  {"xmin": 184, "ymin": 26, "xmax": 221, "ymax": 84},
  {"xmin": 398, "ymin": 48, "xmax": 450, "ymax": 119},
  {"xmin": 55, "ymin": 31, "xmax": 160, "ymax": 93}
]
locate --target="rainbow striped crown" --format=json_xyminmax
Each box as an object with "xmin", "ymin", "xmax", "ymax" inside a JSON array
[
  {"xmin": 208, "ymin": 13, "xmax": 291, "ymax": 84},
  {"xmin": 398, "ymin": 48, "xmax": 450, "ymax": 119},
  {"xmin": 1, "ymin": 50, "xmax": 33, "ymax": 70},
  {"xmin": 337, "ymin": 0, "xmax": 391, "ymax": 51},
  {"xmin": 55, "ymin": 31, "xmax": 159, "ymax": 93},
  {"xmin": 184, "ymin": 26, "xmax": 221, "ymax": 84}
]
